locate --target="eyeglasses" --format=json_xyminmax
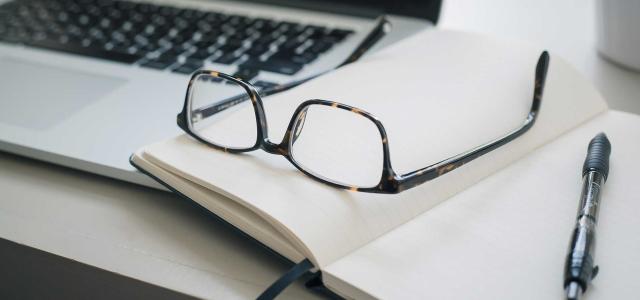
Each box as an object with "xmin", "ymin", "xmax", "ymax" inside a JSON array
[{"xmin": 177, "ymin": 21, "xmax": 550, "ymax": 194}]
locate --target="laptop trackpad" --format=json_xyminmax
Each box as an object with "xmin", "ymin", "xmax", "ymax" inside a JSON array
[{"xmin": 0, "ymin": 58, "xmax": 127, "ymax": 130}]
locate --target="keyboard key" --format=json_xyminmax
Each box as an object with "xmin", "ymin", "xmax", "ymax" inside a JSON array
[
  {"xmin": 214, "ymin": 53, "xmax": 242, "ymax": 64},
  {"xmin": 138, "ymin": 42, "xmax": 161, "ymax": 53},
  {"xmin": 308, "ymin": 41, "xmax": 332, "ymax": 53},
  {"xmin": 282, "ymin": 25, "xmax": 306, "ymax": 38},
  {"xmin": 29, "ymin": 39, "xmax": 142, "ymax": 63},
  {"xmin": 304, "ymin": 25, "xmax": 326, "ymax": 33},
  {"xmin": 241, "ymin": 58, "xmax": 302, "ymax": 75},
  {"xmin": 182, "ymin": 57, "xmax": 202, "ymax": 66},
  {"xmin": 172, "ymin": 62, "xmax": 202, "ymax": 74},
  {"xmin": 141, "ymin": 57, "xmax": 175, "ymax": 69},
  {"xmin": 162, "ymin": 46, "xmax": 189, "ymax": 57},
  {"xmin": 217, "ymin": 46, "xmax": 240, "ymax": 57},
  {"xmin": 232, "ymin": 68, "xmax": 259, "ymax": 82},
  {"xmin": 280, "ymin": 38, "xmax": 304, "ymax": 51},
  {"xmin": 199, "ymin": 31, "xmax": 222, "ymax": 43},
  {"xmin": 253, "ymin": 80, "xmax": 277, "ymax": 90},
  {"xmin": 245, "ymin": 44, "xmax": 269, "ymax": 58},
  {"xmin": 188, "ymin": 49, "xmax": 213, "ymax": 60},
  {"xmin": 328, "ymin": 28, "xmax": 353, "ymax": 41},
  {"xmin": 291, "ymin": 52, "xmax": 318, "ymax": 65},
  {"xmin": 253, "ymin": 34, "xmax": 276, "ymax": 46},
  {"xmin": 307, "ymin": 29, "xmax": 327, "ymax": 41}
]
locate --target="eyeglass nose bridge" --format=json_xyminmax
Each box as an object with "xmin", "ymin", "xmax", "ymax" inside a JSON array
[
  {"xmin": 260, "ymin": 107, "xmax": 309, "ymax": 157},
  {"xmin": 261, "ymin": 140, "xmax": 288, "ymax": 156}
]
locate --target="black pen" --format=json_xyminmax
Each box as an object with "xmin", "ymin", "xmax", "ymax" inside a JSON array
[{"xmin": 564, "ymin": 133, "xmax": 611, "ymax": 300}]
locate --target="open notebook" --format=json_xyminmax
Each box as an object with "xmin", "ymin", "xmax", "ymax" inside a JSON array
[{"xmin": 131, "ymin": 30, "xmax": 640, "ymax": 299}]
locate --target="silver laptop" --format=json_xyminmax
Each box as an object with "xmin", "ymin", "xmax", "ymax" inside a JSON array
[{"xmin": 0, "ymin": 0, "xmax": 439, "ymax": 188}]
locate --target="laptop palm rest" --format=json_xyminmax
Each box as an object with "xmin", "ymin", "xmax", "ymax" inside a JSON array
[{"xmin": 0, "ymin": 58, "xmax": 127, "ymax": 130}]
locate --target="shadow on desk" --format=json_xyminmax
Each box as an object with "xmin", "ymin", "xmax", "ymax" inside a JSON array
[
  {"xmin": 0, "ymin": 238, "xmax": 197, "ymax": 300},
  {"xmin": 0, "ymin": 152, "xmax": 318, "ymax": 299}
]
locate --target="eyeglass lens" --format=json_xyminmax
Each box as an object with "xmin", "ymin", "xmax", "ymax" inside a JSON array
[
  {"xmin": 188, "ymin": 73, "xmax": 258, "ymax": 150},
  {"xmin": 289, "ymin": 104, "xmax": 384, "ymax": 188}
]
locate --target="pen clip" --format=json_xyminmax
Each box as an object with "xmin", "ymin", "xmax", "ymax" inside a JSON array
[{"xmin": 592, "ymin": 265, "xmax": 599, "ymax": 279}]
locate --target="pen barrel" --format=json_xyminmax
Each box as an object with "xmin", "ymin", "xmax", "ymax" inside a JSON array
[
  {"xmin": 577, "ymin": 171, "xmax": 604, "ymax": 221},
  {"xmin": 564, "ymin": 170, "xmax": 604, "ymax": 291},
  {"xmin": 564, "ymin": 217, "xmax": 597, "ymax": 290},
  {"xmin": 564, "ymin": 133, "xmax": 611, "ymax": 295}
]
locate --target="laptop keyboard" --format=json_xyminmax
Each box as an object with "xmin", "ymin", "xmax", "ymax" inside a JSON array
[{"xmin": 0, "ymin": 0, "xmax": 354, "ymax": 77}]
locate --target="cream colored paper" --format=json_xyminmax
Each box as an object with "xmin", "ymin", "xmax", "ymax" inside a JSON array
[
  {"xmin": 140, "ymin": 30, "xmax": 607, "ymax": 268},
  {"xmin": 324, "ymin": 111, "xmax": 640, "ymax": 299},
  {"xmin": 132, "ymin": 150, "xmax": 305, "ymax": 262}
]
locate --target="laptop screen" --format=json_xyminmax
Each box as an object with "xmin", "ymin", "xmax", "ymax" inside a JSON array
[{"xmin": 238, "ymin": 0, "xmax": 442, "ymax": 24}]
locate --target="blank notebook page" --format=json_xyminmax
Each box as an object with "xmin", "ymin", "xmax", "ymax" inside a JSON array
[{"xmin": 324, "ymin": 111, "xmax": 640, "ymax": 299}]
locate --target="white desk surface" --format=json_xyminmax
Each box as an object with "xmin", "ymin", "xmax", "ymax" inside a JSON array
[
  {"xmin": 2, "ymin": 0, "xmax": 639, "ymax": 299},
  {"xmin": 440, "ymin": 0, "xmax": 640, "ymax": 114}
]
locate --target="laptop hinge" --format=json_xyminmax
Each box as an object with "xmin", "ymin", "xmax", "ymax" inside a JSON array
[{"xmin": 236, "ymin": 0, "xmax": 441, "ymax": 23}]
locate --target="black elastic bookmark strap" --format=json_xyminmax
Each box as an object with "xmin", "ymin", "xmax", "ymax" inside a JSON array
[
  {"xmin": 257, "ymin": 259, "xmax": 314, "ymax": 300},
  {"xmin": 305, "ymin": 273, "xmax": 344, "ymax": 299}
]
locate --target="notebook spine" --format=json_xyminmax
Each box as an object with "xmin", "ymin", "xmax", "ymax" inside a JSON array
[
  {"xmin": 129, "ymin": 155, "xmax": 342, "ymax": 299},
  {"xmin": 129, "ymin": 155, "xmax": 292, "ymax": 265}
]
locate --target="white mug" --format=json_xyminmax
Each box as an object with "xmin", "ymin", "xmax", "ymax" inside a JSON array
[{"xmin": 596, "ymin": 0, "xmax": 640, "ymax": 71}]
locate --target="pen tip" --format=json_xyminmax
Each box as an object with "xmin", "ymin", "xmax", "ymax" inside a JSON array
[{"xmin": 566, "ymin": 282, "xmax": 582, "ymax": 300}]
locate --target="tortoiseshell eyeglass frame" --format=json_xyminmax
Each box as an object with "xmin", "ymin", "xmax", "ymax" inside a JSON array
[{"xmin": 176, "ymin": 51, "xmax": 550, "ymax": 194}]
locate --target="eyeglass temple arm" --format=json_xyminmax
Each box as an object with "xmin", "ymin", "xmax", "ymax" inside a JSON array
[
  {"xmin": 337, "ymin": 15, "xmax": 392, "ymax": 68},
  {"xmin": 258, "ymin": 16, "xmax": 391, "ymax": 98},
  {"xmin": 188, "ymin": 17, "xmax": 391, "ymax": 124},
  {"xmin": 191, "ymin": 15, "xmax": 392, "ymax": 120},
  {"xmin": 190, "ymin": 92, "xmax": 251, "ymax": 121},
  {"xmin": 395, "ymin": 51, "xmax": 550, "ymax": 192}
]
